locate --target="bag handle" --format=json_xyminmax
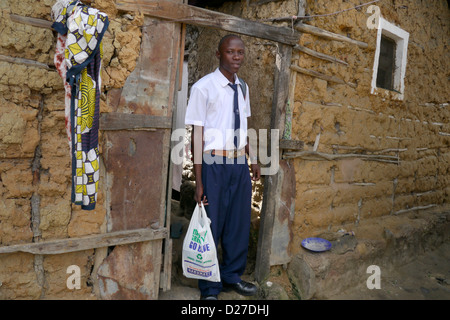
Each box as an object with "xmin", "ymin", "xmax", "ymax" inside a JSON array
[
  {"xmin": 194, "ymin": 202, "xmax": 210, "ymax": 233},
  {"xmin": 198, "ymin": 202, "xmax": 210, "ymax": 225}
]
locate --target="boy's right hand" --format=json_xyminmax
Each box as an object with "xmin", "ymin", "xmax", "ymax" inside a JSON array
[{"xmin": 195, "ymin": 183, "xmax": 208, "ymax": 207}]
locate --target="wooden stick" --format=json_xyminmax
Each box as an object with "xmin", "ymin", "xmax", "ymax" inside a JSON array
[
  {"xmin": 394, "ymin": 204, "xmax": 437, "ymax": 215},
  {"xmin": 9, "ymin": 14, "xmax": 53, "ymax": 29},
  {"xmin": 332, "ymin": 145, "xmax": 408, "ymax": 154},
  {"xmin": 290, "ymin": 64, "xmax": 348, "ymax": 85},
  {"xmin": 0, "ymin": 227, "xmax": 167, "ymax": 255},
  {"xmin": 283, "ymin": 150, "xmax": 399, "ymax": 163},
  {"xmin": 293, "ymin": 44, "xmax": 348, "ymax": 65},
  {"xmin": 295, "ymin": 23, "xmax": 368, "ymax": 48},
  {"xmin": 0, "ymin": 54, "xmax": 52, "ymax": 70}
]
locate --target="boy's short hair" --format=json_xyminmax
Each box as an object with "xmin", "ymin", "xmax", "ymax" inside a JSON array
[{"xmin": 218, "ymin": 34, "xmax": 243, "ymax": 51}]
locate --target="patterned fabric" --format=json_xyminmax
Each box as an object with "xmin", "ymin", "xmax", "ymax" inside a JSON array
[
  {"xmin": 65, "ymin": 4, "xmax": 109, "ymax": 80},
  {"xmin": 52, "ymin": 1, "xmax": 109, "ymax": 210},
  {"xmin": 52, "ymin": 0, "xmax": 79, "ymax": 35}
]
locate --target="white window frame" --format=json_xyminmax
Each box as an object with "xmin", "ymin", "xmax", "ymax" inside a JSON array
[{"xmin": 371, "ymin": 17, "xmax": 409, "ymax": 100}]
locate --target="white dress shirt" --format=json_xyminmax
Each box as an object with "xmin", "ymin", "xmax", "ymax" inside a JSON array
[{"xmin": 185, "ymin": 68, "xmax": 251, "ymax": 152}]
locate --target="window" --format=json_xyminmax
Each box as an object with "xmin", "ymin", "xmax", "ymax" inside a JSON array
[
  {"xmin": 376, "ymin": 35, "xmax": 396, "ymax": 90},
  {"xmin": 371, "ymin": 17, "xmax": 409, "ymax": 100}
]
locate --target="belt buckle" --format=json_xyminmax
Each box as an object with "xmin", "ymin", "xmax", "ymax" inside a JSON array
[{"xmin": 226, "ymin": 150, "xmax": 235, "ymax": 158}]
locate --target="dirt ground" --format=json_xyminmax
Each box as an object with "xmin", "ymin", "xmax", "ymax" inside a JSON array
[
  {"xmin": 160, "ymin": 240, "xmax": 450, "ymax": 300},
  {"xmin": 329, "ymin": 240, "xmax": 450, "ymax": 300},
  {"xmin": 160, "ymin": 198, "xmax": 450, "ymax": 300}
]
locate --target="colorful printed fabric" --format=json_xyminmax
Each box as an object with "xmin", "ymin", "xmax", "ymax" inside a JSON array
[{"xmin": 52, "ymin": 1, "xmax": 109, "ymax": 210}]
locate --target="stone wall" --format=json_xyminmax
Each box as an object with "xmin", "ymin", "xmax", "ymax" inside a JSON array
[{"xmin": 0, "ymin": 0, "xmax": 142, "ymax": 299}]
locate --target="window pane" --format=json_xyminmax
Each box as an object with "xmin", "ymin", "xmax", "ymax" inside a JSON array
[{"xmin": 376, "ymin": 36, "xmax": 396, "ymax": 90}]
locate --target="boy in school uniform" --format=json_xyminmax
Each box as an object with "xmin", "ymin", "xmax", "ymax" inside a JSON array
[{"xmin": 185, "ymin": 34, "xmax": 260, "ymax": 300}]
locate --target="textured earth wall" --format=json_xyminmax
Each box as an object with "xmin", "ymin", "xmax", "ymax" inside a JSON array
[
  {"xmin": 0, "ymin": 0, "xmax": 448, "ymax": 299},
  {"xmin": 0, "ymin": 0, "xmax": 142, "ymax": 299},
  {"xmin": 288, "ymin": 0, "xmax": 449, "ymax": 253}
]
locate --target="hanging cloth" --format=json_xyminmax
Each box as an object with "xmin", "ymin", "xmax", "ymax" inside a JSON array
[{"xmin": 52, "ymin": 0, "xmax": 109, "ymax": 210}]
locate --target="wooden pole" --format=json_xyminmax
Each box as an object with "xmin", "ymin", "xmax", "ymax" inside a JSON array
[
  {"xmin": 178, "ymin": 23, "xmax": 186, "ymax": 91},
  {"xmin": 295, "ymin": 23, "xmax": 368, "ymax": 48},
  {"xmin": 255, "ymin": 44, "xmax": 293, "ymax": 282}
]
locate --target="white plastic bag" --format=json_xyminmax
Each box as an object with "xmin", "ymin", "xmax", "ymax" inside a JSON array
[{"xmin": 182, "ymin": 203, "xmax": 220, "ymax": 282}]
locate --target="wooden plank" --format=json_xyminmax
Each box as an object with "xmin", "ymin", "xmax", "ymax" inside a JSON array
[
  {"xmin": 255, "ymin": 44, "xmax": 292, "ymax": 282},
  {"xmin": 115, "ymin": 0, "xmax": 300, "ymax": 46},
  {"xmin": 0, "ymin": 227, "xmax": 167, "ymax": 255},
  {"xmin": 100, "ymin": 113, "xmax": 172, "ymax": 130},
  {"xmin": 161, "ymin": 19, "xmax": 185, "ymax": 292},
  {"xmin": 295, "ymin": 23, "xmax": 368, "ymax": 48},
  {"xmin": 293, "ymin": 44, "xmax": 348, "ymax": 65},
  {"xmin": 178, "ymin": 23, "xmax": 186, "ymax": 91},
  {"xmin": 269, "ymin": 160, "xmax": 295, "ymax": 266}
]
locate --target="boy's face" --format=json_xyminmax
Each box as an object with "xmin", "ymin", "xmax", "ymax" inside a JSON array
[{"xmin": 216, "ymin": 36, "xmax": 245, "ymax": 77}]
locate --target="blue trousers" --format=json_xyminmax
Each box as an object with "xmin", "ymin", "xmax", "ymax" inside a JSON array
[{"xmin": 198, "ymin": 154, "xmax": 252, "ymax": 296}]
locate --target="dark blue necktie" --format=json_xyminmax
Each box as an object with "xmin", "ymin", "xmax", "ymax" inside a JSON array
[{"xmin": 228, "ymin": 83, "xmax": 240, "ymax": 149}]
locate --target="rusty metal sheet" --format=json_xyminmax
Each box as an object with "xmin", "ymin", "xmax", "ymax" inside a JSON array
[
  {"xmin": 106, "ymin": 18, "xmax": 179, "ymax": 117},
  {"xmin": 97, "ymin": 241, "xmax": 162, "ymax": 299}
]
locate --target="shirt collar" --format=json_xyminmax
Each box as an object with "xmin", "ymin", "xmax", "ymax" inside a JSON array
[{"xmin": 214, "ymin": 67, "xmax": 238, "ymax": 87}]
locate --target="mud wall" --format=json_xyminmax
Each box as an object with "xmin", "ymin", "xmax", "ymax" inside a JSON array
[
  {"xmin": 0, "ymin": 0, "xmax": 142, "ymax": 299},
  {"xmin": 289, "ymin": 0, "xmax": 449, "ymax": 255},
  {"xmin": 0, "ymin": 0, "xmax": 448, "ymax": 300}
]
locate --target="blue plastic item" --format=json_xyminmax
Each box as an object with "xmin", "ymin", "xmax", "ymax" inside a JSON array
[{"xmin": 301, "ymin": 237, "xmax": 332, "ymax": 252}]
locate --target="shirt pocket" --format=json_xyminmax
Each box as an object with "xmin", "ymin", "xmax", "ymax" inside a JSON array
[{"xmin": 206, "ymin": 89, "xmax": 222, "ymax": 111}]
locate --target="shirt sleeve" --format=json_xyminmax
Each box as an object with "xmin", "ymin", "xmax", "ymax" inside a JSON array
[{"xmin": 185, "ymin": 85, "xmax": 207, "ymax": 126}]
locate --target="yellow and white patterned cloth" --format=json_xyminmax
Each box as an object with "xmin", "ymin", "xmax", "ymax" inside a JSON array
[
  {"xmin": 65, "ymin": 5, "xmax": 108, "ymax": 71},
  {"xmin": 52, "ymin": 0, "xmax": 109, "ymax": 210}
]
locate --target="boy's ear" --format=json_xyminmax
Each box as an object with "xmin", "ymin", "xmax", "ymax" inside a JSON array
[{"xmin": 215, "ymin": 50, "xmax": 220, "ymax": 59}]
